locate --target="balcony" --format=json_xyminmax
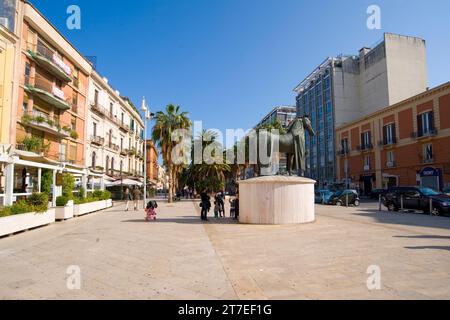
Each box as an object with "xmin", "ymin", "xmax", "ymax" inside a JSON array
[
  {"xmin": 128, "ymin": 148, "xmax": 137, "ymax": 157},
  {"xmin": 20, "ymin": 111, "xmax": 70, "ymax": 138},
  {"xmin": 24, "ymin": 75, "xmax": 70, "ymax": 111},
  {"xmin": 379, "ymin": 137, "xmax": 398, "ymax": 148},
  {"xmin": 90, "ymin": 101, "xmax": 109, "ymax": 117},
  {"xmin": 91, "ymin": 136, "xmax": 105, "ymax": 146},
  {"xmin": 26, "ymin": 42, "xmax": 72, "ymax": 83},
  {"xmin": 89, "ymin": 166, "xmax": 104, "ymax": 174},
  {"xmin": 337, "ymin": 148, "xmax": 349, "ymax": 157},
  {"xmin": 386, "ymin": 161, "xmax": 397, "ymax": 168},
  {"xmin": 108, "ymin": 143, "xmax": 120, "ymax": 152},
  {"xmin": 356, "ymin": 144, "xmax": 374, "ymax": 152},
  {"xmin": 120, "ymin": 149, "xmax": 128, "ymax": 156},
  {"xmin": 423, "ymin": 157, "xmax": 435, "ymax": 164},
  {"xmin": 411, "ymin": 129, "xmax": 438, "ymax": 140},
  {"xmin": 118, "ymin": 121, "xmax": 130, "ymax": 132}
]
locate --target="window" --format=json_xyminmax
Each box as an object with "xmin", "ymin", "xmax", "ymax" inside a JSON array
[
  {"xmin": 94, "ymin": 90, "xmax": 99, "ymax": 105},
  {"xmin": 418, "ymin": 112, "xmax": 435, "ymax": 137},
  {"xmin": 110, "ymin": 102, "xmax": 114, "ymax": 117},
  {"xmin": 69, "ymin": 144, "xmax": 77, "ymax": 162},
  {"xmin": 106, "ymin": 156, "xmax": 110, "ymax": 173},
  {"xmin": 341, "ymin": 138, "xmax": 349, "ymax": 153},
  {"xmin": 24, "ymin": 63, "xmax": 31, "ymax": 85},
  {"xmin": 383, "ymin": 123, "xmax": 396, "ymax": 145},
  {"xmin": 423, "ymin": 144, "xmax": 433, "ymax": 163},
  {"xmin": 111, "ymin": 158, "xmax": 115, "ymax": 173},
  {"xmin": 361, "ymin": 131, "xmax": 372, "ymax": 149},
  {"xmin": 387, "ymin": 151, "xmax": 395, "ymax": 167},
  {"xmin": 72, "ymin": 93, "xmax": 78, "ymax": 113},
  {"xmin": 92, "ymin": 152, "xmax": 96, "ymax": 168},
  {"xmin": 73, "ymin": 68, "xmax": 79, "ymax": 88},
  {"xmin": 71, "ymin": 116, "xmax": 77, "ymax": 131},
  {"xmin": 364, "ymin": 155, "xmax": 371, "ymax": 170},
  {"xmin": 60, "ymin": 143, "xmax": 67, "ymax": 161},
  {"xmin": 22, "ymin": 94, "xmax": 29, "ymax": 113},
  {"xmin": 93, "ymin": 122, "xmax": 97, "ymax": 137},
  {"xmin": 120, "ymin": 138, "xmax": 124, "ymax": 150}
]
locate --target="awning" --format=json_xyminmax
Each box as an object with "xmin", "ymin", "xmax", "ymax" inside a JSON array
[{"xmin": 105, "ymin": 179, "xmax": 143, "ymax": 187}]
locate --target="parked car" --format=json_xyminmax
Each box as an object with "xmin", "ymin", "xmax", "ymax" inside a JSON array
[
  {"xmin": 443, "ymin": 187, "xmax": 450, "ymax": 196},
  {"xmin": 328, "ymin": 190, "xmax": 360, "ymax": 207},
  {"xmin": 315, "ymin": 190, "xmax": 335, "ymax": 204},
  {"xmin": 369, "ymin": 189, "xmax": 388, "ymax": 200},
  {"xmin": 383, "ymin": 187, "xmax": 450, "ymax": 216}
]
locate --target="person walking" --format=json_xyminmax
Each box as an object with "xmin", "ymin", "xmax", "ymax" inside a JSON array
[
  {"xmin": 124, "ymin": 187, "xmax": 132, "ymax": 211},
  {"xmin": 132, "ymin": 186, "xmax": 142, "ymax": 211},
  {"xmin": 200, "ymin": 191, "xmax": 211, "ymax": 221}
]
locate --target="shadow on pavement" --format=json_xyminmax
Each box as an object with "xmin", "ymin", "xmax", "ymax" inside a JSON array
[
  {"xmin": 353, "ymin": 208, "xmax": 450, "ymax": 231},
  {"xmin": 404, "ymin": 246, "xmax": 450, "ymax": 252},
  {"xmin": 122, "ymin": 217, "xmax": 239, "ymax": 225},
  {"xmin": 394, "ymin": 235, "xmax": 450, "ymax": 240}
]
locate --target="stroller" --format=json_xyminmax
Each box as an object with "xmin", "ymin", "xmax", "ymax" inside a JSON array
[{"xmin": 145, "ymin": 200, "xmax": 158, "ymax": 221}]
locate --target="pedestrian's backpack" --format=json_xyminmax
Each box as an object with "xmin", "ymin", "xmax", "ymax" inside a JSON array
[{"xmin": 146, "ymin": 201, "xmax": 158, "ymax": 209}]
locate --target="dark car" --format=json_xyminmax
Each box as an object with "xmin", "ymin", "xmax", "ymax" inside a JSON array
[
  {"xmin": 369, "ymin": 189, "xmax": 387, "ymax": 200},
  {"xmin": 383, "ymin": 187, "xmax": 450, "ymax": 216},
  {"xmin": 315, "ymin": 190, "xmax": 334, "ymax": 204},
  {"xmin": 328, "ymin": 190, "xmax": 360, "ymax": 207}
]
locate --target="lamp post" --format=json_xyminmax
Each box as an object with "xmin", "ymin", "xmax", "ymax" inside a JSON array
[{"xmin": 141, "ymin": 97, "xmax": 154, "ymax": 208}]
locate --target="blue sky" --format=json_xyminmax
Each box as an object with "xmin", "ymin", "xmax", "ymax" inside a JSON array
[{"xmin": 33, "ymin": 0, "xmax": 450, "ymax": 138}]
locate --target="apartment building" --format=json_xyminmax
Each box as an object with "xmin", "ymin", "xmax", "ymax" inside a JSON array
[
  {"xmin": 336, "ymin": 82, "xmax": 450, "ymax": 195},
  {"xmin": 294, "ymin": 33, "xmax": 428, "ymax": 186},
  {"xmin": 87, "ymin": 71, "xmax": 145, "ymax": 185},
  {"xmin": 255, "ymin": 106, "xmax": 297, "ymax": 129},
  {"xmin": 145, "ymin": 140, "xmax": 159, "ymax": 185}
]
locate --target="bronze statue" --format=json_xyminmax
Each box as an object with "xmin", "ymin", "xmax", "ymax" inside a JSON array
[{"xmin": 258, "ymin": 116, "xmax": 315, "ymax": 177}]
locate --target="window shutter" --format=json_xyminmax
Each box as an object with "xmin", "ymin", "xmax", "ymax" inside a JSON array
[
  {"xmin": 392, "ymin": 124, "xmax": 397, "ymax": 143},
  {"xmin": 430, "ymin": 111, "xmax": 435, "ymax": 131},
  {"xmin": 368, "ymin": 131, "xmax": 372, "ymax": 147},
  {"xmin": 383, "ymin": 126, "xmax": 387, "ymax": 145},
  {"xmin": 417, "ymin": 115, "xmax": 423, "ymax": 136}
]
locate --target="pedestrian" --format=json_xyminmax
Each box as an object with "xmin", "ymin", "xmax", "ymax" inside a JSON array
[
  {"xmin": 214, "ymin": 201, "xmax": 220, "ymax": 219},
  {"xmin": 124, "ymin": 187, "xmax": 132, "ymax": 211},
  {"xmin": 132, "ymin": 186, "xmax": 142, "ymax": 211},
  {"xmin": 200, "ymin": 191, "xmax": 211, "ymax": 221},
  {"xmin": 145, "ymin": 200, "xmax": 158, "ymax": 221},
  {"xmin": 215, "ymin": 192, "xmax": 225, "ymax": 218},
  {"xmin": 234, "ymin": 193, "xmax": 240, "ymax": 221}
]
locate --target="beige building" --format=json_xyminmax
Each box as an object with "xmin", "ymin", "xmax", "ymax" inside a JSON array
[
  {"xmin": 86, "ymin": 71, "xmax": 145, "ymax": 187},
  {"xmin": 294, "ymin": 33, "xmax": 428, "ymax": 185}
]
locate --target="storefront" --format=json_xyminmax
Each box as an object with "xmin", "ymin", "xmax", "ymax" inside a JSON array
[{"xmin": 419, "ymin": 167, "xmax": 443, "ymax": 191}]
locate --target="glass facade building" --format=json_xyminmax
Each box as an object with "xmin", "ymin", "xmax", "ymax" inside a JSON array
[{"xmin": 296, "ymin": 61, "xmax": 336, "ymax": 186}]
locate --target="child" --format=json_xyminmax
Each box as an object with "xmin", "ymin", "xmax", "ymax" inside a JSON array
[
  {"xmin": 145, "ymin": 200, "xmax": 158, "ymax": 221},
  {"xmin": 214, "ymin": 201, "xmax": 220, "ymax": 219}
]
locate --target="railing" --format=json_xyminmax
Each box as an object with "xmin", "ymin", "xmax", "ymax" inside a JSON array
[
  {"xmin": 91, "ymin": 136, "xmax": 105, "ymax": 146},
  {"xmin": 90, "ymin": 101, "xmax": 109, "ymax": 117},
  {"xmin": 337, "ymin": 149, "xmax": 349, "ymax": 156},
  {"xmin": 423, "ymin": 158, "xmax": 434, "ymax": 164},
  {"xmin": 379, "ymin": 137, "xmax": 398, "ymax": 147},
  {"xmin": 357, "ymin": 144, "xmax": 374, "ymax": 152},
  {"xmin": 22, "ymin": 110, "xmax": 71, "ymax": 136},
  {"xmin": 386, "ymin": 161, "xmax": 397, "ymax": 168},
  {"xmin": 36, "ymin": 40, "xmax": 71, "ymax": 76},
  {"xmin": 108, "ymin": 143, "xmax": 120, "ymax": 152},
  {"xmin": 411, "ymin": 129, "xmax": 438, "ymax": 139},
  {"xmin": 120, "ymin": 148, "xmax": 128, "ymax": 156},
  {"xmin": 25, "ymin": 74, "xmax": 68, "ymax": 102}
]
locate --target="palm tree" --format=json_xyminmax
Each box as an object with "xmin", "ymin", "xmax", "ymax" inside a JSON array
[
  {"xmin": 186, "ymin": 130, "xmax": 230, "ymax": 194},
  {"xmin": 151, "ymin": 104, "xmax": 191, "ymax": 202}
]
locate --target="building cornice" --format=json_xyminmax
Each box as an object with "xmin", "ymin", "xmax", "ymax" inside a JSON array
[{"xmin": 336, "ymin": 81, "xmax": 450, "ymax": 131}]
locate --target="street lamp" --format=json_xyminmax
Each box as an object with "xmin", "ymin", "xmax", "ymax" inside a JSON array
[{"xmin": 141, "ymin": 97, "xmax": 154, "ymax": 208}]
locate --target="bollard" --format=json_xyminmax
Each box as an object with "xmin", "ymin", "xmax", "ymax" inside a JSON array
[
  {"xmin": 346, "ymin": 193, "xmax": 349, "ymax": 207},
  {"xmin": 400, "ymin": 195, "xmax": 404, "ymax": 212},
  {"xmin": 379, "ymin": 194, "xmax": 382, "ymax": 212},
  {"xmin": 430, "ymin": 197, "xmax": 434, "ymax": 216}
]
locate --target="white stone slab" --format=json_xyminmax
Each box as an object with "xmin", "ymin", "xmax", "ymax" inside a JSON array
[{"xmin": 238, "ymin": 176, "xmax": 316, "ymax": 225}]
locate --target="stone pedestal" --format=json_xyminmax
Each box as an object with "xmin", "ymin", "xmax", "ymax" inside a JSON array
[{"xmin": 238, "ymin": 176, "xmax": 316, "ymax": 225}]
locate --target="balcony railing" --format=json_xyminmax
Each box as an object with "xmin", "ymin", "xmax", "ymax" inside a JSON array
[
  {"xmin": 386, "ymin": 161, "xmax": 397, "ymax": 168},
  {"xmin": 423, "ymin": 157, "xmax": 434, "ymax": 164},
  {"xmin": 91, "ymin": 136, "xmax": 105, "ymax": 146},
  {"xmin": 90, "ymin": 101, "xmax": 109, "ymax": 117},
  {"xmin": 411, "ymin": 129, "xmax": 438, "ymax": 139},
  {"xmin": 108, "ymin": 143, "xmax": 120, "ymax": 152},
  {"xmin": 24, "ymin": 75, "xmax": 70, "ymax": 110},
  {"xmin": 120, "ymin": 149, "xmax": 128, "ymax": 156},
  {"xmin": 26, "ymin": 41, "xmax": 72, "ymax": 83},
  {"xmin": 357, "ymin": 143, "xmax": 374, "ymax": 152},
  {"xmin": 379, "ymin": 137, "xmax": 398, "ymax": 147},
  {"xmin": 21, "ymin": 110, "xmax": 70, "ymax": 138},
  {"xmin": 337, "ymin": 148, "xmax": 349, "ymax": 157}
]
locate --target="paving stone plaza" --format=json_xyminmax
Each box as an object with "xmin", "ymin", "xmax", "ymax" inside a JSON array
[{"xmin": 1, "ymin": 200, "xmax": 449, "ymax": 300}]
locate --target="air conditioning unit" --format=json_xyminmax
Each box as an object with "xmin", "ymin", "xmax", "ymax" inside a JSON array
[
  {"xmin": 386, "ymin": 161, "xmax": 394, "ymax": 168},
  {"xmin": 364, "ymin": 165, "xmax": 371, "ymax": 171},
  {"xmin": 0, "ymin": 17, "xmax": 9, "ymax": 29}
]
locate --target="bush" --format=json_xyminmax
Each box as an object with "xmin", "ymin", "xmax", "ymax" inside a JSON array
[
  {"xmin": 93, "ymin": 189, "xmax": 103, "ymax": 199},
  {"xmin": 62, "ymin": 173, "xmax": 75, "ymax": 200},
  {"xmin": 41, "ymin": 169, "xmax": 53, "ymax": 195},
  {"xmin": 28, "ymin": 193, "xmax": 49, "ymax": 212},
  {"xmin": 0, "ymin": 193, "xmax": 50, "ymax": 217},
  {"xmin": 101, "ymin": 190, "xmax": 112, "ymax": 200},
  {"xmin": 56, "ymin": 196, "xmax": 69, "ymax": 207}
]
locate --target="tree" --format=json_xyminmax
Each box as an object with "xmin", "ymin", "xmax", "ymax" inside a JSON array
[
  {"xmin": 186, "ymin": 130, "xmax": 230, "ymax": 194},
  {"xmin": 151, "ymin": 104, "xmax": 191, "ymax": 203}
]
